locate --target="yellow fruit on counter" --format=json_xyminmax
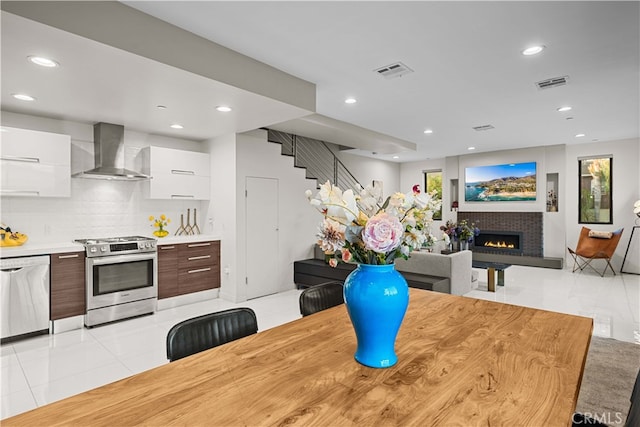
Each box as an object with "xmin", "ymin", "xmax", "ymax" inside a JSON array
[{"xmin": 0, "ymin": 230, "xmax": 28, "ymax": 247}]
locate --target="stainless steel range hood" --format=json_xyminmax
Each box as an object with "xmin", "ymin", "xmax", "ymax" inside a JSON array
[{"xmin": 72, "ymin": 122, "xmax": 150, "ymax": 180}]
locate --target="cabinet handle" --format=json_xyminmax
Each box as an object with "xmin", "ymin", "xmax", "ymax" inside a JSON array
[
  {"xmin": 171, "ymin": 169, "xmax": 195, "ymax": 175},
  {"xmin": 1, "ymin": 190, "xmax": 40, "ymax": 196},
  {"xmin": 188, "ymin": 255, "xmax": 211, "ymax": 261},
  {"xmin": 188, "ymin": 267, "xmax": 211, "ymax": 274},
  {"xmin": 187, "ymin": 243, "xmax": 211, "ymax": 248},
  {"xmin": 160, "ymin": 246, "xmax": 176, "ymax": 250},
  {"xmin": 171, "ymin": 195, "xmax": 194, "ymax": 199},
  {"xmin": 58, "ymin": 254, "xmax": 79, "ymax": 259},
  {"xmin": 1, "ymin": 155, "xmax": 40, "ymax": 163}
]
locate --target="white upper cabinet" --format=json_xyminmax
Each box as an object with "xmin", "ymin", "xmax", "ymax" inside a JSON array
[
  {"xmin": 140, "ymin": 146, "xmax": 210, "ymax": 200},
  {"xmin": 0, "ymin": 127, "xmax": 71, "ymax": 197}
]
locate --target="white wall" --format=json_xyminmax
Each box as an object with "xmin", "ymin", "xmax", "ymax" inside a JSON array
[
  {"xmin": 543, "ymin": 145, "xmax": 567, "ymax": 258},
  {"xmin": 231, "ymin": 129, "xmax": 319, "ymax": 302},
  {"xmin": 1, "ymin": 112, "xmax": 208, "ymax": 242},
  {"xmin": 337, "ymin": 152, "xmax": 401, "ymax": 198},
  {"xmin": 205, "ymin": 133, "xmax": 238, "ymax": 302},
  {"xmin": 565, "ymin": 138, "xmax": 640, "ymax": 272}
]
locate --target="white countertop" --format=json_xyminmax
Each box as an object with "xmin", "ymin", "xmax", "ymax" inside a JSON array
[
  {"xmin": 155, "ymin": 234, "xmax": 220, "ymax": 245},
  {"xmin": 0, "ymin": 241, "xmax": 84, "ymax": 258},
  {"xmin": 0, "ymin": 234, "xmax": 221, "ymax": 258}
]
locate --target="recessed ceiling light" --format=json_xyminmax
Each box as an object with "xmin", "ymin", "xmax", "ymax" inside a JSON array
[
  {"xmin": 28, "ymin": 56, "xmax": 59, "ymax": 68},
  {"xmin": 12, "ymin": 93, "xmax": 35, "ymax": 101},
  {"xmin": 156, "ymin": 105, "xmax": 167, "ymax": 110},
  {"xmin": 423, "ymin": 129, "xmax": 433, "ymax": 134},
  {"xmin": 392, "ymin": 156, "xmax": 399, "ymax": 159},
  {"xmin": 216, "ymin": 106, "xmax": 232, "ymax": 112},
  {"xmin": 557, "ymin": 106, "xmax": 572, "ymax": 112},
  {"xmin": 575, "ymin": 133, "xmax": 585, "ymax": 138},
  {"xmin": 522, "ymin": 45, "xmax": 545, "ymax": 56},
  {"xmin": 467, "ymin": 146, "xmax": 476, "ymax": 151},
  {"xmin": 170, "ymin": 124, "xmax": 184, "ymax": 129},
  {"xmin": 345, "ymin": 98, "xmax": 357, "ymax": 104}
]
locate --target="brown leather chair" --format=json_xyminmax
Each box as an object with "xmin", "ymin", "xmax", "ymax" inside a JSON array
[
  {"xmin": 567, "ymin": 227, "xmax": 623, "ymax": 277},
  {"xmin": 299, "ymin": 281, "xmax": 344, "ymax": 316},
  {"xmin": 166, "ymin": 307, "xmax": 258, "ymax": 362}
]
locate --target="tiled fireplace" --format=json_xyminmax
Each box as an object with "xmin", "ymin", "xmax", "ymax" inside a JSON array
[{"xmin": 457, "ymin": 212, "xmax": 543, "ymax": 258}]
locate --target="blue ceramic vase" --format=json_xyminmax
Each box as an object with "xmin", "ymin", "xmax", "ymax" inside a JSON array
[{"xmin": 343, "ymin": 263, "xmax": 409, "ymax": 368}]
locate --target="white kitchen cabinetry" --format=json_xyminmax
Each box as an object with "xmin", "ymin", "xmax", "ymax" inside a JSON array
[
  {"xmin": 141, "ymin": 146, "xmax": 210, "ymax": 200},
  {"xmin": 0, "ymin": 127, "xmax": 71, "ymax": 197}
]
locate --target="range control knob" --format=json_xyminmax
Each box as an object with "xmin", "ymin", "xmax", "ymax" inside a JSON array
[
  {"xmin": 90, "ymin": 247, "xmax": 97, "ymax": 253},
  {"xmin": 101, "ymin": 246, "xmax": 108, "ymax": 252}
]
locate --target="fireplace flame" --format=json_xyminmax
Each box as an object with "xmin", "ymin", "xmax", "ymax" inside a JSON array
[{"xmin": 484, "ymin": 241, "xmax": 515, "ymax": 249}]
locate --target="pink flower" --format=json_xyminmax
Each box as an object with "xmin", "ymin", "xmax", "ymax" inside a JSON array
[
  {"xmin": 362, "ymin": 212, "xmax": 404, "ymax": 254},
  {"xmin": 341, "ymin": 248, "xmax": 352, "ymax": 263},
  {"xmin": 329, "ymin": 258, "xmax": 338, "ymax": 268}
]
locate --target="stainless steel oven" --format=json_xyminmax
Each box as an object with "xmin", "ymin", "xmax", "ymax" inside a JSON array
[{"xmin": 75, "ymin": 236, "xmax": 157, "ymax": 327}]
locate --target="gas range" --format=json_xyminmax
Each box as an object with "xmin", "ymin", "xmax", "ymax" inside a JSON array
[{"xmin": 74, "ymin": 235, "xmax": 157, "ymax": 257}]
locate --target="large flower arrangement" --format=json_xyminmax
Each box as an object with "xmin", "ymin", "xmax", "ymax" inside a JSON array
[
  {"xmin": 306, "ymin": 181, "xmax": 442, "ymax": 266},
  {"xmin": 440, "ymin": 219, "xmax": 480, "ymax": 243}
]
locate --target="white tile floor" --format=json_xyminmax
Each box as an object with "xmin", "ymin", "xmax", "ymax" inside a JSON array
[{"xmin": 2, "ymin": 265, "xmax": 639, "ymax": 420}]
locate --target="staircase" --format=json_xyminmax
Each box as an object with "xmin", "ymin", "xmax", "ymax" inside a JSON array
[{"xmin": 266, "ymin": 129, "xmax": 362, "ymax": 191}]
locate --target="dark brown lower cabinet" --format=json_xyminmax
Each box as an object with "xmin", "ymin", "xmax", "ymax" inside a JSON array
[
  {"xmin": 158, "ymin": 240, "xmax": 220, "ymax": 299},
  {"xmin": 50, "ymin": 251, "xmax": 86, "ymax": 320}
]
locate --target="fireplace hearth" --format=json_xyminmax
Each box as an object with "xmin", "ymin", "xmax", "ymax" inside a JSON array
[
  {"xmin": 473, "ymin": 231, "xmax": 523, "ymax": 255},
  {"xmin": 457, "ymin": 211, "xmax": 543, "ymax": 258}
]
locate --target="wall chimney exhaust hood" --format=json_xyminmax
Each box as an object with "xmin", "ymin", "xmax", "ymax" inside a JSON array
[{"xmin": 72, "ymin": 122, "xmax": 150, "ymax": 180}]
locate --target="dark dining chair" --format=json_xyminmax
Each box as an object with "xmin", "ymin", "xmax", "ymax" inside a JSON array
[
  {"xmin": 299, "ymin": 281, "xmax": 344, "ymax": 317},
  {"xmin": 166, "ymin": 307, "xmax": 258, "ymax": 362}
]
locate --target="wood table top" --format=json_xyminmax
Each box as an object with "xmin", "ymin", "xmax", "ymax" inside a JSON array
[{"xmin": 4, "ymin": 289, "xmax": 593, "ymax": 426}]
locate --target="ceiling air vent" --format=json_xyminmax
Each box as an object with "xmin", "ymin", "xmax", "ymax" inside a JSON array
[
  {"xmin": 374, "ymin": 62, "xmax": 414, "ymax": 79},
  {"xmin": 536, "ymin": 75, "xmax": 569, "ymax": 90},
  {"xmin": 472, "ymin": 124, "xmax": 495, "ymax": 131}
]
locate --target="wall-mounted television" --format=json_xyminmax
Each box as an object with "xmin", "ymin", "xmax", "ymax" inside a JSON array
[{"xmin": 465, "ymin": 161, "xmax": 537, "ymax": 201}]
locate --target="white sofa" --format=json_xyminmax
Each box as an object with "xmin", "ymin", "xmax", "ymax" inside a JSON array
[{"xmin": 395, "ymin": 250, "xmax": 474, "ymax": 296}]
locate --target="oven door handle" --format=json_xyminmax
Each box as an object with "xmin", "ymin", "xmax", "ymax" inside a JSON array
[{"xmin": 90, "ymin": 253, "xmax": 157, "ymax": 265}]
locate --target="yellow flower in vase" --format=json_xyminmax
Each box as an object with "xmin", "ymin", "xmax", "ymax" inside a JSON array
[{"xmin": 149, "ymin": 214, "xmax": 170, "ymax": 237}]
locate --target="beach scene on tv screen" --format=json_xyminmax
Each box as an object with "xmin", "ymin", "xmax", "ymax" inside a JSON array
[{"xmin": 465, "ymin": 162, "xmax": 537, "ymax": 201}]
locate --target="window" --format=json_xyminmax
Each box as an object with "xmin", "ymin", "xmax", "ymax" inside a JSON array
[
  {"xmin": 425, "ymin": 170, "xmax": 442, "ymax": 220},
  {"xmin": 578, "ymin": 156, "xmax": 612, "ymax": 224}
]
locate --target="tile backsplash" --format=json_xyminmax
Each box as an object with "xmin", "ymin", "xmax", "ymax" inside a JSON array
[{"xmin": 1, "ymin": 178, "xmax": 208, "ymax": 243}]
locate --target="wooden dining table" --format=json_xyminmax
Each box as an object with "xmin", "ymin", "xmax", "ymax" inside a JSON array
[{"xmin": 4, "ymin": 289, "xmax": 593, "ymax": 426}]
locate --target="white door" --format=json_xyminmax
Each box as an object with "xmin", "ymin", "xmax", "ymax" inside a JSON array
[{"xmin": 246, "ymin": 177, "xmax": 280, "ymax": 299}]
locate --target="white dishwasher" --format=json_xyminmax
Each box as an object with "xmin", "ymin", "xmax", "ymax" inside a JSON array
[{"xmin": 0, "ymin": 255, "xmax": 50, "ymax": 342}]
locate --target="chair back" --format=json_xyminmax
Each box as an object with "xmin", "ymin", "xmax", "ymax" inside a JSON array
[
  {"xmin": 575, "ymin": 227, "xmax": 623, "ymax": 258},
  {"xmin": 299, "ymin": 281, "xmax": 344, "ymax": 316},
  {"xmin": 166, "ymin": 307, "xmax": 258, "ymax": 362}
]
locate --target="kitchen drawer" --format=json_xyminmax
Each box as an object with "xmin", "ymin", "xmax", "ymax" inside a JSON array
[
  {"xmin": 50, "ymin": 252, "xmax": 85, "ymax": 319},
  {"xmin": 178, "ymin": 264, "xmax": 220, "ymax": 294},
  {"xmin": 178, "ymin": 243, "xmax": 219, "ymax": 269}
]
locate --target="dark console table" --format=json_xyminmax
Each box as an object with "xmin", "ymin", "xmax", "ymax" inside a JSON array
[{"xmin": 472, "ymin": 261, "xmax": 512, "ymax": 292}]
